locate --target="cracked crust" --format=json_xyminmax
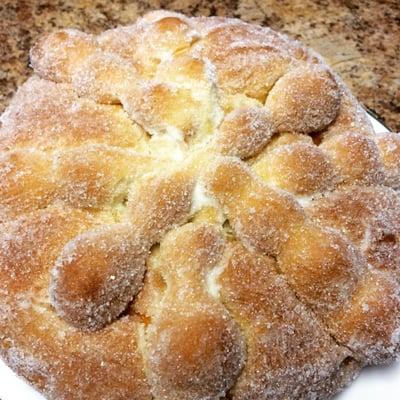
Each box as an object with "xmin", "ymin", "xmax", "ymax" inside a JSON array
[{"xmin": 1, "ymin": 10, "xmax": 400, "ymax": 400}]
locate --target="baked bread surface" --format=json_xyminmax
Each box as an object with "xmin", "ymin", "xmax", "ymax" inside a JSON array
[{"xmin": 0, "ymin": 9, "xmax": 400, "ymax": 400}]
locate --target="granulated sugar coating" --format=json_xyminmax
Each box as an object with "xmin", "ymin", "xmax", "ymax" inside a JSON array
[{"xmin": 0, "ymin": 9, "xmax": 399, "ymax": 400}]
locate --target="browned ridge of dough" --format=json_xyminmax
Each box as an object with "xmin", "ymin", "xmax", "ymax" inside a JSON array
[{"xmin": 1, "ymin": 9, "xmax": 400, "ymax": 400}]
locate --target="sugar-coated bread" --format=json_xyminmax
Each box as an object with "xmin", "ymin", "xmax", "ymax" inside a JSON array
[{"xmin": 1, "ymin": 10, "xmax": 400, "ymax": 400}]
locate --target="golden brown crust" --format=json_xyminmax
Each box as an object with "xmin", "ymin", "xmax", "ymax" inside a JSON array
[
  {"xmin": 323, "ymin": 86, "xmax": 375, "ymax": 137},
  {"xmin": 219, "ymin": 243, "xmax": 358, "ymax": 400},
  {"xmin": 0, "ymin": 149, "xmax": 56, "ymax": 222},
  {"xmin": 265, "ymin": 65, "xmax": 341, "ymax": 134},
  {"xmin": 307, "ymin": 186, "xmax": 400, "ymax": 279},
  {"xmin": 0, "ymin": 9, "xmax": 398, "ymax": 400},
  {"xmin": 253, "ymin": 142, "xmax": 337, "ymax": 195},
  {"xmin": 30, "ymin": 29, "xmax": 97, "ymax": 83},
  {"xmin": 196, "ymin": 22, "xmax": 293, "ymax": 101},
  {"xmin": 122, "ymin": 81, "xmax": 205, "ymax": 138},
  {"xmin": 128, "ymin": 170, "xmax": 194, "ymax": 243},
  {"xmin": 50, "ymin": 223, "xmax": 148, "ymax": 331},
  {"xmin": 332, "ymin": 270, "xmax": 400, "ymax": 364},
  {"xmin": 0, "ymin": 208, "xmax": 152, "ymax": 400},
  {"xmin": 54, "ymin": 146, "xmax": 153, "ymax": 209},
  {"xmin": 140, "ymin": 223, "xmax": 245, "ymax": 400},
  {"xmin": 320, "ymin": 131, "xmax": 385, "ymax": 185},
  {"xmin": 70, "ymin": 52, "xmax": 140, "ymax": 104},
  {"xmin": 0, "ymin": 77, "xmax": 146, "ymax": 151},
  {"xmin": 215, "ymin": 107, "xmax": 273, "ymax": 159},
  {"xmin": 278, "ymin": 223, "xmax": 364, "ymax": 319},
  {"xmin": 50, "ymin": 170, "xmax": 195, "ymax": 331},
  {"xmin": 375, "ymin": 132, "xmax": 400, "ymax": 188},
  {"xmin": 204, "ymin": 157, "xmax": 305, "ymax": 256}
]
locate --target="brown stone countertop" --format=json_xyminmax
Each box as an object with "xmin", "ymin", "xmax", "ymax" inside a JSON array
[{"xmin": 0, "ymin": 0, "xmax": 399, "ymax": 130}]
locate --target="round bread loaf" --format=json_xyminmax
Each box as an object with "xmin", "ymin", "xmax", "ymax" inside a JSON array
[{"xmin": 1, "ymin": 10, "xmax": 400, "ymax": 400}]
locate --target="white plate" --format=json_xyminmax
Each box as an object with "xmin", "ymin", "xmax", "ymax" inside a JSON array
[{"xmin": 0, "ymin": 114, "xmax": 397, "ymax": 400}]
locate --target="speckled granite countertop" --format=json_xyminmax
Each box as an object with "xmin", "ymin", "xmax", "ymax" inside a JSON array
[{"xmin": 0, "ymin": 0, "xmax": 399, "ymax": 130}]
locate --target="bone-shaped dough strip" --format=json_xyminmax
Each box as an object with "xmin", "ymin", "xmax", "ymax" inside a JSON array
[
  {"xmin": 50, "ymin": 170, "xmax": 194, "ymax": 331},
  {"xmin": 204, "ymin": 157, "xmax": 400, "ymax": 364},
  {"xmin": 141, "ymin": 223, "xmax": 245, "ymax": 400}
]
